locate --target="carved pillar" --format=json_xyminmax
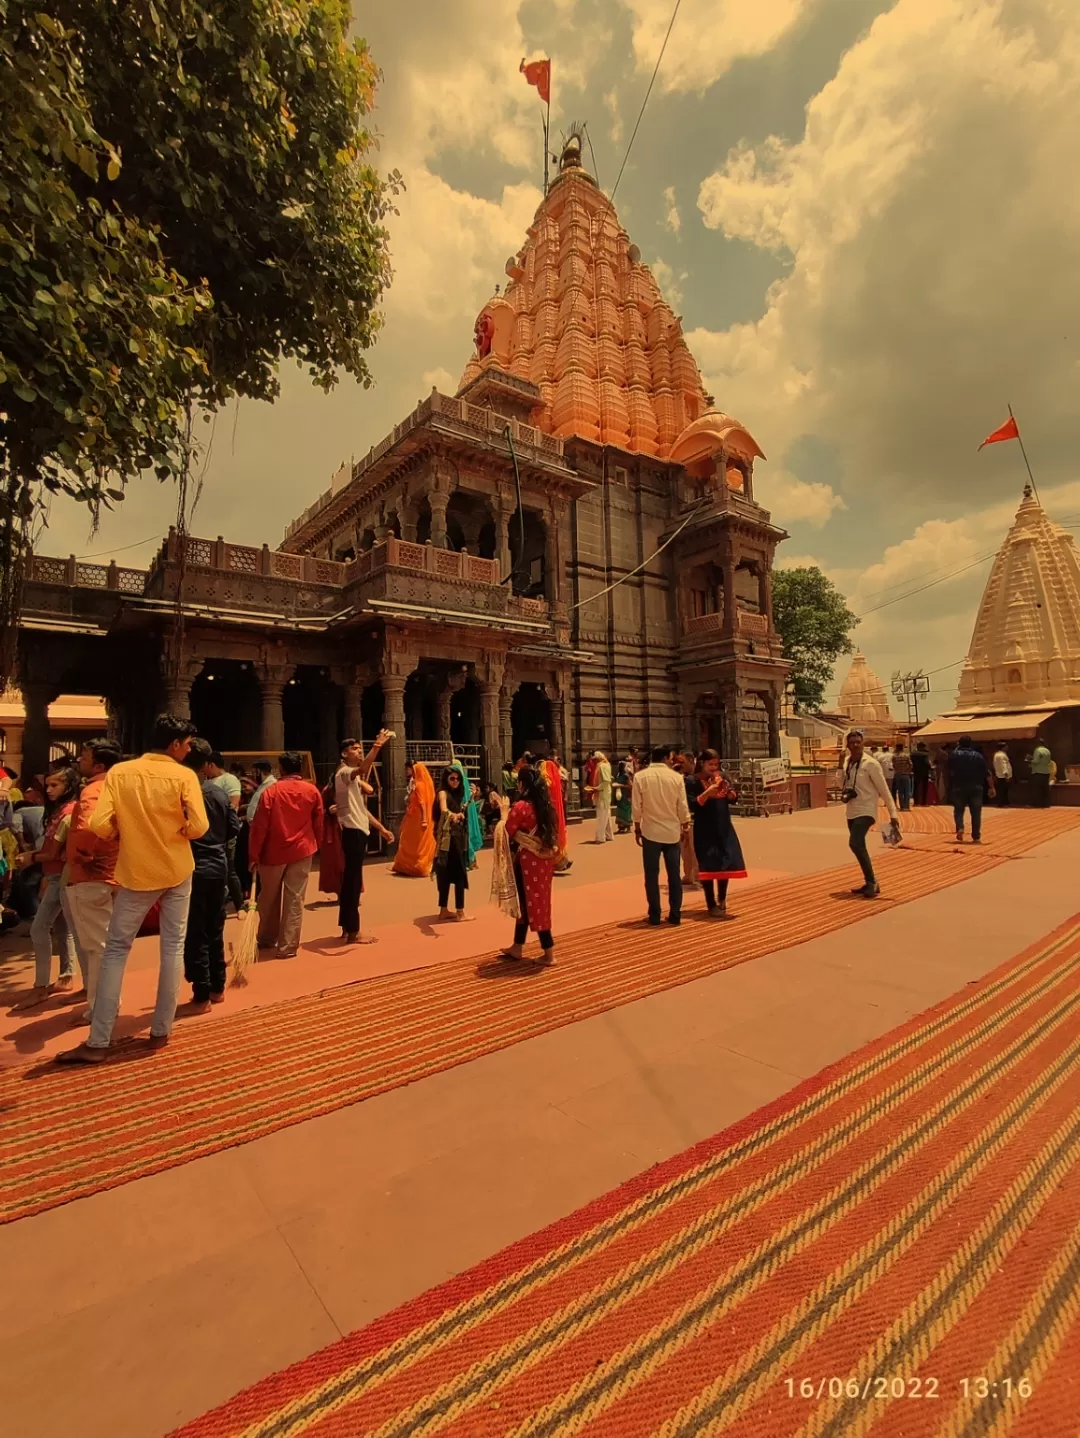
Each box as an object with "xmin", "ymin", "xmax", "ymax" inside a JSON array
[
  {"xmin": 549, "ymin": 500, "xmax": 566, "ymax": 604},
  {"xmin": 499, "ymin": 684, "xmax": 513, "ymax": 759},
  {"xmin": 399, "ymin": 501, "xmax": 419, "ymax": 543},
  {"xmin": 164, "ymin": 657, "xmax": 204, "ymax": 721},
  {"xmin": 429, "ymin": 493, "xmax": 449, "ymax": 549},
  {"xmin": 548, "ymin": 676, "xmax": 567, "ymax": 757},
  {"xmin": 720, "ymin": 543, "xmax": 736, "ymax": 637},
  {"xmin": 380, "ymin": 673, "xmax": 408, "ymax": 821},
  {"xmin": 256, "ymin": 663, "xmax": 294, "ymax": 753},
  {"xmin": 436, "ymin": 668, "xmax": 467, "ymax": 742},
  {"xmin": 20, "ymin": 682, "xmax": 55, "ymax": 778},
  {"xmin": 480, "ymin": 681, "xmax": 502, "ymax": 786},
  {"xmin": 493, "ymin": 496, "xmax": 513, "ymax": 579}
]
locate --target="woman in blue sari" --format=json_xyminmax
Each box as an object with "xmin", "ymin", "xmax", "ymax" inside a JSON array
[{"xmin": 450, "ymin": 760, "xmax": 483, "ymax": 869}]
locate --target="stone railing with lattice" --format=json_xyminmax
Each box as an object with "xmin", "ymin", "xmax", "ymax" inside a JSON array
[
  {"xmin": 29, "ymin": 555, "xmax": 149, "ymax": 595},
  {"xmin": 356, "ymin": 535, "xmax": 501, "ymax": 586},
  {"xmin": 737, "ymin": 610, "xmax": 770, "ymax": 638},
  {"xmin": 685, "ymin": 610, "xmax": 723, "ymax": 635}
]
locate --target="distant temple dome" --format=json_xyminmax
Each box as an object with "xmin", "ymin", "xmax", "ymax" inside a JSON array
[
  {"xmin": 838, "ymin": 652, "xmax": 893, "ymax": 725},
  {"xmin": 457, "ymin": 132, "xmax": 761, "ymax": 473},
  {"xmin": 956, "ymin": 485, "xmax": 1080, "ymax": 709}
]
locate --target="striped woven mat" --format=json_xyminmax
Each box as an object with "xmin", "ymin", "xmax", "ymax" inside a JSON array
[
  {"xmin": 173, "ymin": 913, "xmax": 1080, "ymax": 1438},
  {"xmin": 1, "ymin": 808, "xmax": 1078, "ymax": 1226}
]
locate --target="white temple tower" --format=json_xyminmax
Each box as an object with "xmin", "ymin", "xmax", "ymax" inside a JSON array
[
  {"xmin": 838, "ymin": 652, "xmax": 893, "ymax": 725},
  {"xmin": 956, "ymin": 485, "xmax": 1080, "ymax": 710}
]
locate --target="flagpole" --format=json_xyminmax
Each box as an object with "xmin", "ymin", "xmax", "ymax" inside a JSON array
[
  {"xmin": 1008, "ymin": 403, "xmax": 1039, "ymax": 499},
  {"xmin": 544, "ymin": 72, "xmax": 551, "ymax": 193}
]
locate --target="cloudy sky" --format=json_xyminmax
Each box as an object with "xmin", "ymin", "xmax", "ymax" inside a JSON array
[{"xmin": 40, "ymin": 0, "xmax": 1080, "ymax": 718}]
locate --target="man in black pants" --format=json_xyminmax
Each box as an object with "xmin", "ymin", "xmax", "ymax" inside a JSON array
[
  {"xmin": 948, "ymin": 736, "xmax": 989, "ymax": 843},
  {"xmin": 180, "ymin": 738, "xmax": 239, "ymax": 1012},
  {"xmin": 334, "ymin": 732, "xmax": 393, "ymax": 945},
  {"xmin": 842, "ymin": 730, "xmax": 899, "ymax": 899}
]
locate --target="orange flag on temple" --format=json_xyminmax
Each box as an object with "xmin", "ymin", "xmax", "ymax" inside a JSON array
[
  {"xmin": 520, "ymin": 57, "xmax": 551, "ymax": 105},
  {"xmin": 978, "ymin": 415, "xmax": 1020, "ymax": 449}
]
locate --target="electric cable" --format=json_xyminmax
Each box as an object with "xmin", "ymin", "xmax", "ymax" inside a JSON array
[{"xmin": 610, "ymin": 0, "xmax": 682, "ymax": 203}]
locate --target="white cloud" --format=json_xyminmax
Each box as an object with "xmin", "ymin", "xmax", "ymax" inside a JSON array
[
  {"xmin": 650, "ymin": 256, "xmax": 688, "ymax": 311},
  {"xmin": 421, "ymin": 367, "xmax": 456, "ymax": 393},
  {"xmin": 689, "ymin": 0, "xmax": 1080, "ymax": 516},
  {"xmin": 604, "ymin": 88, "xmax": 624, "ymax": 147},
  {"xmin": 759, "ymin": 468, "xmax": 845, "ymax": 528},
  {"xmin": 663, "ymin": 184, "xmax": 681, "ymax": 233},
  {"xmin": 622, "ymin": 0, "xmax": 809, "ymax": 93}
]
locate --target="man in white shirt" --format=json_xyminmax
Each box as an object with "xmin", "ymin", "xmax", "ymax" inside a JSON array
[
  {"xmin": 992, "ymin": 743, "xmax": 1013, "ymax": 806},
  {"xmin": 632, "ymin": 745, "xmax": 692, "ymax": 925},
  {"xmin": 334, "ymin": 731, "xmax": 392, "ymax": 944},
  {"xmin": 842, "ymin": 730, "xmax": 899, "ymax": 899},
  {"xmin": 246, "ymin": 760, "xmax": 276, "ymax": 822}
]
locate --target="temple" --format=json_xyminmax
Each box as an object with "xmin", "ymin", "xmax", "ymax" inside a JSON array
[
  {"xmin": 837, "ymin": 652, "xmax": 893, "ymax": 728},
  {"xmin": 915, "ymin": 486, "xmax": 1080, "ymax": 773},
  {"xmin": 8, "ymin": 133, "xmax": 790, "ymax": 817}
]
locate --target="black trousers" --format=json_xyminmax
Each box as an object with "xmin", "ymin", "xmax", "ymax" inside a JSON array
[
  {"xmin": 338, "ymin": 827, "xmax": 367, "ymax": 934},
  {"xmin": 996, "ymin": 778, "xmax": 1010, "ymax": 806},
  {"xmin": 847, "ymin": 815, "xmax": 877, "ymax": 887},
  {"xmin": 703, "ymin": 879, "xmax": 729, "ymax": 908},
  {"xmin": 641, "ymin": 837, "xmax": 682, "ymax": 923},
  {"xmin": 225, "ymin": 836, "xmax": 245, "ymax": 911},
  {"xmin": 183, "ymin": 868, "xmax": 227, "ymax": 1001},
  {"xmin": 913, "ymin": 774, "xmax": 929, "ymax": 807},
  {"xmin": 437, "ymin": 875, "xmax": 466, "ymax": 909},
  {"xmin": 513, "ymin": 860, "xmax": 553, "ymax": 949},
  {"xmin": 1031, "ymin": 773, "xmax": 1051, "ymax": 808}
]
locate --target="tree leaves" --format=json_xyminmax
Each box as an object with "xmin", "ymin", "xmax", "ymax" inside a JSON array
[{"xmin": 772, "ymin": 567, "xmax": 860, "ymax": 713}]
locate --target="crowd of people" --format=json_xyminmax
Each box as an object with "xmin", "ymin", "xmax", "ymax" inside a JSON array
[{"xmin": 0, "ymin": 714, "xmax": 1064, "ymax": 1058}]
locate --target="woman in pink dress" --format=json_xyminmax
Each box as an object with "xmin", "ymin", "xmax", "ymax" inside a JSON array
[{"xmin": 501, "ymin": 765, "xmax": 560, "ymax": 965}]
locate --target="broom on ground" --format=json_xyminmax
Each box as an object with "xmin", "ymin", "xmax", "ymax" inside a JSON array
[{"xmin": 228, "ymin": 877, "xmax": 260, "ymax": 987}]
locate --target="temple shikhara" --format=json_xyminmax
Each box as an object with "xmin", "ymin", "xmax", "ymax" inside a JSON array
[
  {"xmin": 916, "ymin": 485, "xmax": 1080, "ymax": 765},
  {"xmin": 9, "ymin": 133, "xmax": 790, "ymax": 817},
  {"xmin": 837, "ymin": 652, "xmax": 893, "ymax": 729}
]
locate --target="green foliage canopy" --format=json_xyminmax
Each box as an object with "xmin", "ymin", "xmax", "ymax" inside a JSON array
[
  {"xmin": 772, "ymin": 565, "xmax": 860, "ymax": 712},
  {"xmin": 1, "ymin": 0, "xmax": 395, "ymax": 504}
]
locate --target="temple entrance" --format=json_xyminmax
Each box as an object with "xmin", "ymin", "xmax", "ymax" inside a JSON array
[
  {"xmin": 404, "ymin": 672, "xmax": 437, "ymax": 741},
  {"xmin": 190, "ymin": 661, "xmax": 261, "ymax": 752},
  {"xmin": 283, "ymin": 666, "xmax": 342, "ymax": 772},
  {"xmin": 449, "ymin": 677, "xmax": 481, "ymax": 746},
  {"xmin": 360, "ymin": 681, "xmax": 384, "ymax": 742},
  {"xmin": 509, "ymin": 510, "xmax": 548, "ymax": 597},
  {"xmin": 511, "ymin": 682, "xmax": 552, "ymax": 757}
]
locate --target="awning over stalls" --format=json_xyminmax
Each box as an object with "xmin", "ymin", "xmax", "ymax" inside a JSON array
[{"xmin": 914, "ymin": 711, "xmax": 1056, "ymax": 742}]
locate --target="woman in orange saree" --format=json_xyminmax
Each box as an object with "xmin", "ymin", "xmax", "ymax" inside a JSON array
[{"xmin": 392, "ymin": 761, "xmax": 437, "ymax": 877}]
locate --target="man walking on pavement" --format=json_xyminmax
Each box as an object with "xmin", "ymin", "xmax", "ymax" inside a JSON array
[
  {"xmin": 632, "ymin": 745, "xmax": 691, "ymax": 926},
  {"xmin": 992, "ymin": 743, "xmax": 1013, "ymax": 806},
  {"xmin": 842, "ymin": 730, "xmax": 900, "ymax": 899},
  {"xmin": 179, "ymin": 738, "xmax": 239, "ymax": 1012},
  {"xmin": 61, "ymin": 739, "xmax": 122, "ymax": 1024},
  {"xmin": 949, "ymin": 735, "xmax": 990, "ymax": 843},
  {"xmin": 249, "ymin": 750, "xmax": 323, "ymax": 958},
  {"xmin": 58, "ymin": 713, "xmax": 208, "ymax": 1063}
]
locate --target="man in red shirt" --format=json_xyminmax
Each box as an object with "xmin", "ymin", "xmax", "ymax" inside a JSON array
[
  {"xmin": 62, "ymin": 739, "xmax": 123, "ymax": 1023},
  {"xmin": 248, "ymin": 751, "xmax": 324, "ymax": 958}
]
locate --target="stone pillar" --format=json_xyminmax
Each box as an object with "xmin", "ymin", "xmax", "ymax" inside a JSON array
[
  {"xmin": 164, "ymin": 657, "xmax": 204, "ymax": 721},
  {"xmin": 429, "ymin": 493, "xmax": 449, "ymax": 549},
  {"xmin": 499, "ymin": 684, "xmax": 513, "ymax": 759},
  {"xmin": 20, "ymin": 682, "xmax": 54, "ymax": 779},
  {"xmin": 765, "ymin": 687, "xmax": 781, "ymax": 758},
  {"xmin": 435, "ymin": 685, "xmax": 452, "ymax": 742},
  {"xmin": 256, "ymin": 663, "xmax": 294, "ymax": 754},
  {"xmin": 493, "ymin": 499, "xmax": 512, "ymax": 578},
  {"xmin": 480, "ymin": 681, "xmax": 502, "ymax": 786},
  {"xmin": 548, "ymin": 679, "xmax": 566, "ymax": 757},
  {"xmin": 339, "ymin": 681, "xmax": 360, "ymax": 741},
  {"xmin": 399, "ymin": 502, "xmax": 419, "ymax": 543},
  {"xmin": 380, "ymin": 674, "xmax": 408, "ymax": 821}
]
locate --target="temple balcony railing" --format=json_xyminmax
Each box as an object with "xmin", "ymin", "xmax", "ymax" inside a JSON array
[
  {"xmin": 29, "ymin": 554, "xmax": 150, "ymax": 595},
  {"xmin": 681, "ymin": 609, "xmax": 773, "ymax": 643},
  {"xmin": 283, "ymin": 390, "xmax": 569, "ymax": 544}
]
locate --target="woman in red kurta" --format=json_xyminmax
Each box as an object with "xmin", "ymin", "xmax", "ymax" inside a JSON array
[{"xmin": 501, "ymin": 766, "xmax": 560, "ymax": 965}]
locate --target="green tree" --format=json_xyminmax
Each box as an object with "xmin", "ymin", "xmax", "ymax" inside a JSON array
[
  {"xmin": 772, "ymin": 566, "xmax": 859, "ymax": 712},
  {"xmin": 0, "ymin": 0, "xmax": 397, "ymax": 677}
]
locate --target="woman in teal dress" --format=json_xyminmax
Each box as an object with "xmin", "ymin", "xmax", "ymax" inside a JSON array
[{"xmin": 450, "ymin": 759, "xmax": 483, "ymax": 869}]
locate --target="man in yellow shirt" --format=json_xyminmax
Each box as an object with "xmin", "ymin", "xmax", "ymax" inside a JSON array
[{"xmin": 58, "ymin": 714, "xmax": 208, "ymax": 1063}]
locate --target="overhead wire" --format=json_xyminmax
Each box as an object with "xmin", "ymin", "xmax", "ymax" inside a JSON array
[{"xmin": 610, "ymin": 0, "xmax": 682, "ymax": 203}]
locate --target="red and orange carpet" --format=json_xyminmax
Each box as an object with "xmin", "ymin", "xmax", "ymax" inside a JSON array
[
  {"xmin": 172, "ymin": 913, "xmax": 1080, "ymax": 1437},
  {"xmin": 1, "ymin": 807, "xmax": 1078, "ymax": 1226}
]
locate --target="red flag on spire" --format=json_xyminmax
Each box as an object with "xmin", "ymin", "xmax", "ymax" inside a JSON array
[
  {"xmin": 520, "ymin": 57, "xmax": 551, "ymax": 105},
  {"xmin": 978, "ymin": 415, "xmax": 1020, "ymax": 450}
]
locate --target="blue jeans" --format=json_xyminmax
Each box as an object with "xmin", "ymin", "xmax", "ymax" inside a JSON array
[
  {"xmin": 30, "ymin": 873, "xmax": 77, "ymax": 988},
  {"xmin": 953, "ymin": 786, "xmax": 983, "ymax": 841},
  {"xmin": 642, "ymin": 838, "xmax": 682, "ymax": 922},
  {"xmin": 88, "ymin": 877, "xmax": 192, "ymax": 1048},
  {"xmin": 894, "ymin": 774, "xmax": 912, "ymax": 811}
]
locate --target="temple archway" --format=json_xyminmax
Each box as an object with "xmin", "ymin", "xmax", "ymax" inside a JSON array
[
  {"xmin": 450, "ymin": 676, "xmax": 481, "ymax": 746},
  {"xmin": 283, "ymin": 666, "xmax": 342, "ymax": 774},
  {"xmin": 511, "ymin": 682, "xmax": 552, "ymax": 756}
]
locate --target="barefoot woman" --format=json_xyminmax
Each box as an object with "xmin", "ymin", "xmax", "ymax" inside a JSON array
[{"xmin": 501, "ymin": 765, "xmax": 560, "ymax": 964}]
